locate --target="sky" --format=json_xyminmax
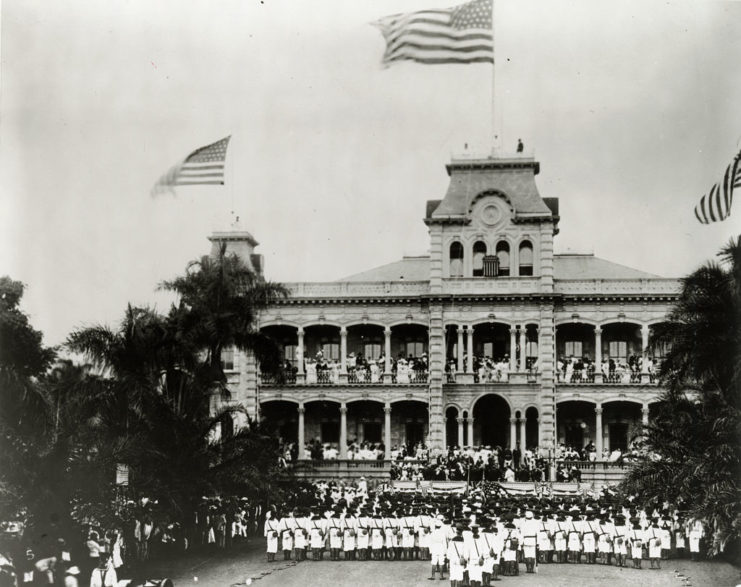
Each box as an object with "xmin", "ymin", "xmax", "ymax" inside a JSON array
[{"xmin": 1, "ymin": 0, "xmax": 740, "ymax": 347}]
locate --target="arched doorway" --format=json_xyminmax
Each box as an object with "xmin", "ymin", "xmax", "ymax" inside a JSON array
[
  {"xmin": 445, "ymin": 406, "xmax": 459, "ymax": 448},
  {"xmin": 472, "ymin": 394, "xmax": 511, "ymax": 448}
]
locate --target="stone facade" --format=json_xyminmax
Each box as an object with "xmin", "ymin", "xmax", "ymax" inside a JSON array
[{"xmin": 213, "ymin": 153, "xmax": 679, "ymax": 458}]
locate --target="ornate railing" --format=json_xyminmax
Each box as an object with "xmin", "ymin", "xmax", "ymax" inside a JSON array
[
  {"xmin": 259, "ymin": 370, "xmax": 429, "ymax": 386},
  {"xmin": 556, "ymin": 371, "xmax": 654, "ymax": 385}
]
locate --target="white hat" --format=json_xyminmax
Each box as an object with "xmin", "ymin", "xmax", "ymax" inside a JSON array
[
  {"xmin": 66, "ymin": 567, "xmax": 81, "ymax": 575},
  {"xmin": 525, "ymin": 511, "xmax": 533, "ymax": 519}
]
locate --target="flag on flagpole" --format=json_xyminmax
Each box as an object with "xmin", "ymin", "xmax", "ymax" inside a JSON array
[
  {"xmin": 373, "ymin": 0, "xmax": 493, "ymax": 66},
  {"xmin": 694, "ymin": 150, "xmax": 741, "ymax": 224},
  {"xmin": 151, "ymin": 136, "xmax": 231, "ymax": 196}
]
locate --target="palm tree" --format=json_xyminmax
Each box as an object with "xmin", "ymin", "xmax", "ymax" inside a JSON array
[
  {"xmin": 621, "ymin": 235, "xmax": 741, "ymax": 557},
  {"xmin": 65, "ymin": 248, "xmax": 287, "ymax": 520},
  {"xmin": 159, "ymin": 243, "xmax": 288, "ymax": 389}
]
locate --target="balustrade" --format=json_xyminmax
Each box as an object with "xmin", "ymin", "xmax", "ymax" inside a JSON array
[
  {"xmin": 556, "ymin": 370, "xmax": 653, "ymax": 385},
  {"xmin": 259, "ymin": 369, "xmax": 429, "ymax": 386}
]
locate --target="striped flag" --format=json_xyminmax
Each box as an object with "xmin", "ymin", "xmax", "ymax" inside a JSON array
[
  {"xmin": 373, "ymin": 0, "xmax": 493, "ymax": 66},
  {"xmin": 151, "ymin": 136, "xmax": 230, "ymax": 196},
  {"xmin": 694, "ymin": 150, "xmax": 741, "ymax": 224}
]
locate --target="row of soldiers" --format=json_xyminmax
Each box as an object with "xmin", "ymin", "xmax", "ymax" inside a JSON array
[{"xmin": 264, "ymin": 490, "xmax": 706, "ymax": 586}]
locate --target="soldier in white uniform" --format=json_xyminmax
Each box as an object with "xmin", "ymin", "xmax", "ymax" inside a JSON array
[
  {"xmin": 328, "ymin": 512, "xmax": 343, "ymax": 561},
  {"xmin": 467, "ymin": 525, "xmax": 487, "ymax": 587},
  {"xmin": 520, "ymin": 510, "xmax": 539, "ymax": 573},
  {"xmin": 612, "ymin": 515, "xmax": 628, "ymax": 567},
  {"xmin": 428, "ymin": 518, "xmax": 448, "ymax": 581},
  {"xmin": 263, "ymin": 512, "xmax": 280, "ymax": 562},
  {"xmin": 293, "ymin": 511, "xmax": 308, "ymax": 561},
  {"xmin": 371, "ymin": 514, "xmax": 385, "ymax": 560},
  {"xmin": 356, "ymin": 509, "xmax": 371, "ymax": 560},
  {"xmin": 309, "ymin": 514, "xmax": 325, "ymax": 561},
  {"xmin": 647, "ymin": 519, "xmax": 662, "ymax": 569},
  {"xmin": 342, "ymin": 511, "xmax": 357, "ymax": 560},
  {"xmin": 446, "ymin": 525, "xmax": 467, "ymax": 587}
]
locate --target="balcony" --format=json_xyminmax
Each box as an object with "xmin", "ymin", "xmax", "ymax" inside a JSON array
[
  {"xmin": 445, "ymin": 370, "xmax": 539, "ymax": 384},
  {"xmin": 259, "ymin": 368, "xmax": 429, "ymax": 387},
  {"xmin": 556, "ymin": 371, "xmax": 657, "ymax": 385}
]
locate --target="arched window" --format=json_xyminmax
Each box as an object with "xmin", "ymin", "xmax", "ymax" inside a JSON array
[
  {"xmin": 519, "ymin": 241, "xmax": 534, "ymax": 276},
  {"xmin": 472, "ymin": 241, "xmax": 487, "ymax": 277},
  {"xmin": 496, "ymin": 241, "xmax": 510, "ymax": 276},
  {"xmin": 450, "ymin": 242, "xmax": 464, "ymax": 277}
]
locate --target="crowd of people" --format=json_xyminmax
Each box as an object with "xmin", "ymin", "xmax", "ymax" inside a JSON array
[
  {"xmin": 557, "ymin": 355, "xmax": 658, "ymax": 383},
  {"xmin": 0, "ymin": 496, "xmax": 262, "ymax": 587},
  {"xmin": 262, "ymin": 480, "xmax": 709, "ymax": 586},
  {"xmin": 389, "ymin": 445, "xmax": 550, "ymax": 483},
  {"xmin": 272, "ymin": 350, "xmax": 430, "ymax": 386}
]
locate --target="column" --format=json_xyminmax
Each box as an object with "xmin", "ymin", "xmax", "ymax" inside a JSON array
[
  {"xmin": 442, "ymin": 417, "xmax": 447, "ymax": 449},
  {"xmin": 595, "ymin": 406, "xmax": 603, "ymax": 458},
  {"xmin": 519, "ymin": 325, "xmax": 527, "ymax": 372},
  {"xmin": 339, "ymin": 403, "xmax": 348, "ymax": 459},
  {"xmin": 642, "ymin": 406, "xmax": 649, "ymax": 426},
  {"xmin": 297, "ymin": 327, "xmax": 305, "ymax": 374},
  {"xmin": 509, "ymin": 326, "xmax": 517, "ymax": 371},
  {"xmin": 509, "ymin": 417, "xmax": 517, "ymax": 450},
  {"xmin": 384, "ymin": 327, "xmax": 392, "ymax": 374},
  {"xmin": 297, "ymin": 404, "xmax": 306, "ymax": 459},
  {"xmin": 467, "ymin": 417, "xmax": 474, "ymax": 448},
  {"xmin": 466, "ymin": 326, "xmax": 474, "ymax": 374},
  {"xmin": 457, "ymin": 325, "xmax": 464, "ymax": 373},
  {"xmin": 384, "ymin": 404, "xmax": 392, "ymax": 459},
  {"xmin": 594, "ymin": 327, "xmax": 602, "ymax": 382},
  {"xmin": 519, "ymin": 416, "xmax": 526, "ymax": 453},
  {"xmin": 457, "ymin": 417, "xmax": 464, "ymax": 447},
  {"xmin": 641, "ymin": 324, "xmax": 649, "ymax": 375},
  {"xmin": 340, "ymin": 326, "xmax": 347, "ymax": 373}
]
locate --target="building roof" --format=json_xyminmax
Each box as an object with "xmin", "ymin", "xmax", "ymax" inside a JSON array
[
  {"xmin": 430, "ymin": 157, "xmax": 553, "ymax": 218},
  {"xmin": 553, "ymin": 254, "xmax": 662, "ymax": 279},
  {"xmin": 338, "ymin": 256, "xmax": 431, "ymax": 282},
  {"xmin": 337, "ymin": 253, "xmax": 661, "ymax": 282}
]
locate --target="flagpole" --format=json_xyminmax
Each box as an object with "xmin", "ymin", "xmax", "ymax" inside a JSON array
[{"xmin": 491, "ymin": 0, "xmax": 497, "ymax": 154}]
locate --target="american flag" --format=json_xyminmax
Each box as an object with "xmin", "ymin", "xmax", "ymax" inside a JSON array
[
  {"xmin": 373, "ymin": 0, "xmax": 493, "ymax": 66},
  {"xmin": 694, "ymin": 150, "xmax": 740, "ymax": 224},
  {"xmin": 152, "ymin": 136, "xmax": 230, "ymax": 195}
]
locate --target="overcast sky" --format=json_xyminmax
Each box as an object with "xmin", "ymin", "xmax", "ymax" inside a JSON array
[{"xmin": 2, "ymin": 0, "xmax": 740, "ymax": 346}]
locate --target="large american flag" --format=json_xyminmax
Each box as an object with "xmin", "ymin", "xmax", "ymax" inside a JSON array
[
  {"xmin": 373, "ymin": 0, "xmax": 493, "ymax": 66},
  {"xmin": 151, "ymin": 136, "xmax": 230, "ymax": 195},
  {"xmin": 694, "ymin": 150, "xmax": 740, "ymax": 224}
]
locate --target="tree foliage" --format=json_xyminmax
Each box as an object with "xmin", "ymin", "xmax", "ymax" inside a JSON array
[
  {"xmin": 621, "ymin": 236, "xmax": 741, "ymax": 557},
  {"xmin": 0, "ymin": 249, "xmax": 289, "ymax": 541}
]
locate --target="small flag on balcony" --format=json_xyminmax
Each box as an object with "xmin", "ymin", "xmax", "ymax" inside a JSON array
[
  {"xmin": 373, "ymin": 0, "xmax": 493, "ymax": 66},
  {"xmin": 694, "ymin": 150, "xmax": 740, "ymax": 224},
  {"xmin": 151, "ymin": 136, "xmax": 231, "ymax": 196}
]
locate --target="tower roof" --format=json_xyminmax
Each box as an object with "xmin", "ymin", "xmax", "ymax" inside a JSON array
[{"xmin": 428, "ymin": 155, "xmax": 553, "ymax": 220}]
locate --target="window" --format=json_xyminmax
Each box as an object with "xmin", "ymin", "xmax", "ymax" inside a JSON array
[
  {"xmin": 450, "ymin": 242, "xmax": 464, "ymax": 277},
  {"xmin": 321, "ymin": 421, "xmax": 339, "ymax": 443},
  {"xmin": 609, "ymin": 341, "xmax": 628, "ymax": 361},
  {"xmin": 321, "ymin": 342, "xmax": 340, "ymax": 361},
  {"xmin": 284, "ymin": 344, "xmax": 297, "ymax": 367},
  {"xmin": 496, "ymin": 241, "xmax": 510, "ymax": 276},
  {"xmin": 363, "ymin": 422, "xmax": 382, "ymax": 443},
  {"xmin": 564, "ymin": 341, "xmax": 582, "ymax": 357},
  {"xmin": 472, "ymin": 241, "xmax": 487, "ymax": 277},
  {"xmin": 220, "ymin": 347, "xmax": 236, "ymax": 371},
  {"xmin": 406, "ymin": 341, "xmax": 425, "ymax": 358},
  {"xmin": 519, "ymin": 241, "xmax": 534, "ymax": 276},
  {"xmin": 363, "ymin": 343, "xmax": 382, "ymax": 360}
]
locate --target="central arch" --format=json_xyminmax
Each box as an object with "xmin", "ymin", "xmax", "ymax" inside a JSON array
[{"xmin": 472, "ymin": 394, "xmax": 511, "ymax": 448}]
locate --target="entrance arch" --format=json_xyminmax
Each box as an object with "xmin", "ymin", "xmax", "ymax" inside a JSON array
[{"xmin": 472, "ymin": 394, "xmax": 511, "ymax": 448}]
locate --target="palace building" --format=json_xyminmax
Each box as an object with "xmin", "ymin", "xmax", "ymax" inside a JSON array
[{"xmin": 214, "ymin": 152, "xmax": 679, "ymax": 461}]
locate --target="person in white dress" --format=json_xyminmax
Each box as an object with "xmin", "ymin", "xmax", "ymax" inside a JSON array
[{"xmin": 520, "ymin": 511, "xmax": 539, "ymax": 573}]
